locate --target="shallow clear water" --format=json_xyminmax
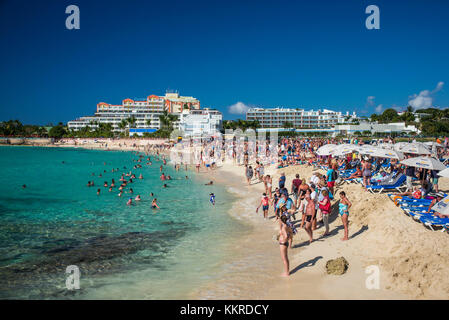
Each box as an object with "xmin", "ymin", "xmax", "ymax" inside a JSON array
[{"xmin": 0, "ymin": 146, "xmax": 248, "ymax": 299}]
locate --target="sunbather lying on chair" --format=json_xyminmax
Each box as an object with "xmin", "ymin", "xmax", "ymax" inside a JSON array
[
  {"xmin": 427, "ymin": 192, "xmax": 448, "ymax": 218},
  {"xmin": 344, "ymin": 166, "xmax": 362, "ymax": 180}
]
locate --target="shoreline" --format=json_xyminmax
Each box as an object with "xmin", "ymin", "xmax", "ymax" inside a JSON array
[{"xmin": 192, "ymin": 161, "xmax": 408, "ymax": 299}]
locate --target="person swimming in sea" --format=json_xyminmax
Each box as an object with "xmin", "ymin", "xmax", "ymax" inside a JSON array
[
  {"xmin": 210, "ymin": 193, "xmax": 216, "ymax": 205},
  {"xmin": 205, "ymin": 181, "xmax": 213, "ymax": 185},
  {"xmin": 135, "ymin": 195, "xmax": 141, "ymax": 201},
  {"xmin": 127, "ymin": 198, "xmax": 132, "ymax": 205},
  {"xmin": 97, "ymin": 188, "xmax": 101, "ymax": 195},
  {"xmin": 151, "ymin": 198, "xmax": 160, "ymax": 209},
  {"xmin": 118, "ymin": 190, "xmax": 123, "ymax": 197}
]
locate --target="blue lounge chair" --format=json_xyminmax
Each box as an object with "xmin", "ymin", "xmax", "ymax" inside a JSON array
[{"xmin": 367, "ymin": 174, "xmax": 407, "ymax": 194}]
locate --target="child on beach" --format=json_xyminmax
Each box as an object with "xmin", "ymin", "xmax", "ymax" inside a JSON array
[
  {"xmin": 339, "ymin": 191, "xmax": 351, "ymax": 241},
  {"xmin": 256, "ymin": 193, "xmax": 270, "ymax": 219},
  {"xmin": 210, "ymin": 193, "xmax": 216, "ymax": 206}
]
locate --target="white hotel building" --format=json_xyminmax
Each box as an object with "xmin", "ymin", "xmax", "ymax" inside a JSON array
[
  {"xmin": 246, "ymin": 107, "xmax": 357, "ymax": 129},
  {"xmin": 67, "ymin": 92, "xmax": 201, "ymax": 133},
  {"xmin": 178, "ymin": 108, "xmax": 223, "ymax": 137}
]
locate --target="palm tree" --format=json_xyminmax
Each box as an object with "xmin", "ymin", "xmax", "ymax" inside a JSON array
[
  {"xmin": 118, "ymin": 119, "xmax": 128, "ymax": 135},
  {"xmin": 282, "ymin": 121, "xmax": 294, "ymax": 129},
  {"xmin": 127, "ymin": 116, "xmax": 137, "ymax": 129},
  {"xmin": 158, "ymin": 110, "xmax": 178, "ymax": 131}
]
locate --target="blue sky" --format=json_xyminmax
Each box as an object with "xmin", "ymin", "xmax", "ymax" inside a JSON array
[{"xmin": 0, "ymin": 0, "xmax": 448, "ymax": 124}]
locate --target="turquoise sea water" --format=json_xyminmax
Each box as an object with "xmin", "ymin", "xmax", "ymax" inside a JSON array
[{"xmin": 0, "ymin": 146, "xmax": 247, "ymax": 299}]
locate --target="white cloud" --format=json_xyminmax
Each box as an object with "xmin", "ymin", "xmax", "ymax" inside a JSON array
[
  {"xmin": 433, "ymin": 81, "xmax": 444, "ymax": 93},
  {"xmin": 366, "ymin": 96, "xmax": 375, "ymax": 107},
  {"xmin": 365, "ymin": 96, "xmax": 383, "ymax": 114},
  {"xmin": 408, "ymin": 82, "xmax": 444, "ymax": 109},
  {"xmin": 228, "ymin": 102, "xmax": 250, "ymax": 115}
]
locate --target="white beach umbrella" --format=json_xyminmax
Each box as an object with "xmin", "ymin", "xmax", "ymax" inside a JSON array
[
  {"xmin": 330, "ymin": 144, "xmax": 358, "ymax": 157},
  {"xmin": 438, "ymin": 167, "xmax": 449, "ymax": 178},
  {"xmin": 394, "ymin": 142, "xmax": 432, "ymax": 155},
  {"xmin": 316, "ymin": 144, "xmax": 337, "ymax": 156},
  {"xmin": 424, "ymin": 141, "xmax": 444, "ymax": 148},
  {"xmin": 378, "ymin": 143, "xmax": 395, "ymax": 150},
  {"xmin": 393, "ymin": 142, "xmax": 410, "ymax": 151},
  {"xmin": 400, "ymin": 156, "xmax": 447, "ymax": 171},
  {"xmin": 432, "ymin": 196, "xmax": 449, "ymax": 216},
  {"xmin": 359, "ymin": 147, "xmax": 405, "ymax": 160}
]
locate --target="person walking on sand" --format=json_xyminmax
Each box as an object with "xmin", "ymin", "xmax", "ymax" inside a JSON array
[
  {"xmin": 264, "ymin": 175, "xmax": 272, "ymax": 198},
  {"xmin": 339, "ymin": 191, "xmax": 351, "ymax": 241},
  {"xmin": 245, "ymin": 165, "xmax": 254, "ymax": 185},
  {"xmin": 318, "ymin": 189, "xmax": 331, "ymax": 236},
  {"xmin": 256, "ymin": 192, "xmax": 270, "ymax": 219},
  {"xmin": 304, "ymin": 190, "xmax": 315, "ymax": 244},
  {"xmin": 279, "ymin": 215, "xmax": 293, "ymax": 277},
  {"xmin": 279, "ymin": 172, "xmax": 286, "ymax": 189}
]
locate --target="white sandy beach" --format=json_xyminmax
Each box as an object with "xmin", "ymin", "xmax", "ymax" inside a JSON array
[{"xmin": 194, "ymin": 160, "xmax": 449, "ymax": 299}]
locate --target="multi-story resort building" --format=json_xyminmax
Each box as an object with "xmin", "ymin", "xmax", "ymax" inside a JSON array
[
  {"xmin": 67, "ymin": 91, "xmax": 200, "ymax": 133},
  {"xmin": 246, "ymin": 107, "xmax": 357, "ymax": 129},
  {"xmin": 178, "ymin": 108, "xmax": 223, "ymax": 137}
]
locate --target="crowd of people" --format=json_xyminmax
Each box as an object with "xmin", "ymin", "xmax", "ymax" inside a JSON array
[
  {"xmin": 85, "ymin": 147, "xmax": 175, "ymax": 209},
  {"xmin": 85, "ymin": 135, "xmax": 449, "ymax": 278}
]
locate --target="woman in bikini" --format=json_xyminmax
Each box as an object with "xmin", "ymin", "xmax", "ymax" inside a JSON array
[
  {"xmin": 151, "ymin": 198, "xmax": 160, "ymax": 209},
  {"xmin": 339, "ymin": 191, "xmax": 351, "ymax": 241},
  {"xmin": 264, "ymin": 175, "xmax": 272, "ymax": 198},
  {"xmin": 298, "ymin": 179, "xmax": 309, "ymax": 201},
  {"xmin": 362, "ymin": 159, "xmax": 372, "ymax": 188},
  {"xmin": 279, "ymin": 214, "xmax": 293, "ymax": 277}
]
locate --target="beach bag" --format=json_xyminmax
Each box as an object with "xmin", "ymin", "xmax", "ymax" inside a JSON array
[{"xmin": 319, "ymin": 197, "xmax": 331, "ymax": 214}]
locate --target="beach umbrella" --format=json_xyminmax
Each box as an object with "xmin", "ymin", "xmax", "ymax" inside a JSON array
[
  {"xmin": 438, "ymin": 167, "xmax": 449, "ymax": 178},
  {"xmin": 378, "ymin": 143, "xmax": 395, "ymax": 150},
  {"xmin": 432, "ymin": 196, "xmax": 449, "ymax": 216},
  {"xmin": 359, "ymin": 147, "xmax": 405, "ymax": 160},
  {"xmin": 316, "ymin": 144, "xmax": 337, "ymax": 156},
  {"xmin": 394, "ymin": 142, "xmax": 431, "ymax": 155},
  {"xmin": 330, "ymin": 144, "xmax": 358, "ymax": 157},
  {"xmin": 400, "ymin": 156, "xmax": 446, "ymax": 171},
  {"xmin": 424, "ymin": 141, "xmax": 444, "ymax": 148}
]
